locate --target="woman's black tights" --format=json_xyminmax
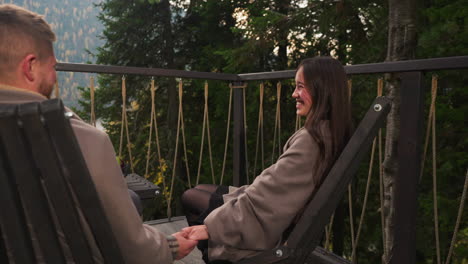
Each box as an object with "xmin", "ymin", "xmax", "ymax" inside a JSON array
[
  {"xmin": 181, "ymin": 184, "xmax": 219, "ymax": 226},
  {"xmin": 181, "ymin": 184, "xmax": 223, "ymax": 263}
]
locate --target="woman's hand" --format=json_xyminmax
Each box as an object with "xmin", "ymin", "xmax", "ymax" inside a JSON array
[
  {"xmin": 172, "ymin": 232, "xmax": 198, "ymax": 260},
  {"xmin": 181, "ymin": 225, "xmax": 209, "ymax": 241}
]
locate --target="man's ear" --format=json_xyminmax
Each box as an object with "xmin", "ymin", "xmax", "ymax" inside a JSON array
[{"xmin": 20, "ymin": 54, "xmax": 37, "ymax": 82}]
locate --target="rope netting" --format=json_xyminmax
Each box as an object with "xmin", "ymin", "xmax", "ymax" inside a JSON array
[
  {"xmin": 253, "ymin": 82, "xmax": 265, "ymax": 176},
  {"xmin": 89, "ymin": 76, "xmax": 96, "ymax": 127},
  {"xmin": 196, "ymin": 81, "xmax": 215, "ymax": 185},
  {"xmin": 347, "ymin": 79, "xmax": 356, "ymax": 262},
  {"xmin": 243, "ymin": 84, "xmax": 250, "ymax": 184},
  {"xmin": 167, "ymin": 80, "xmax": 191, "ymax": 218},
  {"xmin": 271, "ymin": 82, "xmax": 282, "ymax": 163},
  {"xmin": 419, "ymin": 75, "xmax": 468, "ymax": 264},
  {"xmin": 220, "ymin": 84, "xmax": 234, "ymax": 185},
  {"xmin": 350, "ymin": 79, "xmax": 383, "ymax": 262},
  {"xmin": 118, "ymin": 76, "xmax": 135, "ymax": 173},
  {"xmin": 82, "ymin": 73, "xmax": 465, "ymax": 262},
  {"xmin": 143, "ymin": 78, "xmax": 169, "ymax": 208},
  {"xmin": 144, "ymin": 78, "xmax": 162, "ymax": 179}
]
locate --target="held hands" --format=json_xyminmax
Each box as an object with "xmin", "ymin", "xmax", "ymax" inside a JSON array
[
  {"xmin": 172, "ymin": 232, "xmax": 198, "ymax": 260},
  {"xmin": 181, "ymin": 225, "xmax": 210, "ymax": 241},
  {"xmin": 170, "ymin": 225, "xmax": 209, "ymax": 260}
]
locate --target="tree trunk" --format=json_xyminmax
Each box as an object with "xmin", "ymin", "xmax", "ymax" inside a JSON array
[
  {"xmin": 275, "ymin": 0, "xmax": 291, "ymax": 70},
  {"xmin": 335, "ymin": 0, "xmax": 348, "ymax": 62},
  {"xmin": 160, "ymin": 0, "xmax": 185, "ymax": 216},
  {"xmin": 383, "ymin": 0, "xmax": 417, "ymax": 262}
]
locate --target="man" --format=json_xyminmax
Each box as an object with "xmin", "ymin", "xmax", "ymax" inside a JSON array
[{"xmin": 0, "ymin": 4, "xmax": 197, "ymax": 263}]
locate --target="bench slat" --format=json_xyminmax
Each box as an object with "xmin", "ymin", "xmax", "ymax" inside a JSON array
[
  {"xmin": 19, "ymin": 102, "xmax": 94, "ymax": 263},
  {"xmin": 0, "ymin": 105, "xmax": 36, "ymax": 264},
  {"xmin": 0, "ymin": 104, "xmax": 65, "ymax": 263}
]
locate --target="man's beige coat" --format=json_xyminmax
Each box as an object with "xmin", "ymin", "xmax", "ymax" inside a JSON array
[{"xmin": 0, "ymin": 85, "xmax": 173, "ymax": 264}]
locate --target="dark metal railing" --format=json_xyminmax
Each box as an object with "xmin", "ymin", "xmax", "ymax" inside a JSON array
[
  {"xmin": 56, "ymin": 63, "xmax": 237, "ymax": 81},
  {"xmin": 57, "ymin": 56, "xmax": 468, "ymax": 80},
  {"xmin": 57, "ymin": 55, "xmax": 468, "ymax": 264}
]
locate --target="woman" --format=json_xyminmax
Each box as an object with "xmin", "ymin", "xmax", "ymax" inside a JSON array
[{"xmin": 181, "ymin": 56, "xmax": 352, "ymax": 263}]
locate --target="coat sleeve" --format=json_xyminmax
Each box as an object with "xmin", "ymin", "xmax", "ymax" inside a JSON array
[
  {"xmin": 204, "ymin": 129, "xmax": 319, "ymax": 254},
  {"xmin": 71, "ymin": 118, "xmax": 173, "ymax": 264}
]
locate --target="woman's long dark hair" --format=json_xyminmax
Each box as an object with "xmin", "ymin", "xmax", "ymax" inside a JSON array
[{"xmin": 299, "ymin": 56, "xmax": 353, "ymax": 186}]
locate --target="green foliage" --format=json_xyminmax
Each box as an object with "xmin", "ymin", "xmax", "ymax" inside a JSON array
[
  {"xmin": 418, "ymin": 0, "xmax": 468, "ymax": 58},
  {"xmin": 416, "ymin": 70, "xmax": 468, "ymax": 263},
  {"xmin": 413, "ymin": 1, "xmax": 468, "ymax": 261}
]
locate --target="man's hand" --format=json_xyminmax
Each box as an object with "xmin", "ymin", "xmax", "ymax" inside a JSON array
[
  {"xmin": 172, "ymin": 232, "xmax": 198, "ymax": 260},
  {"xmin": 181, "ymin": 225, "xmax": 209, "ymax": 241}
]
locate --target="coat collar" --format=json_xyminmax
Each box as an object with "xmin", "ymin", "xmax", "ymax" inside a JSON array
[
  {"xmin": 0, "ymin": 84, "xmax": 47, "ymax": 104},
  {"xmin": 0, "ymin": 83, "xmax": 83, "ymax": 122}
]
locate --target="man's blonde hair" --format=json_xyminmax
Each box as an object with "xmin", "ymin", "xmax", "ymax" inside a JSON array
[{"xmin": 0, "ymin": 4, "xmax": 56, "ymax": 77}]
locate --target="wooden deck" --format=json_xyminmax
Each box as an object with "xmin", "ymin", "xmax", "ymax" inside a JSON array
[{"xmin": 146, "ymin": 216, "xmax": 205, "ymax": 264}]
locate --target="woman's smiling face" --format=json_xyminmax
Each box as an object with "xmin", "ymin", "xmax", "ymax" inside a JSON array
[{"xmin": 292, "ymin": 67, "xmax": 312, "ymax": 116}]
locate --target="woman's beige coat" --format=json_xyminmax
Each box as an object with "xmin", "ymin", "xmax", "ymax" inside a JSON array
[{"xmin": 205, "ymin": 126, "xmax": 330, "ymax": 262}]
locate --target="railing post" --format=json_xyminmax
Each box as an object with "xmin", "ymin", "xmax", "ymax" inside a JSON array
[
  {"xmin": 232, "ymin": 82, "xmax": 246, "ymax": 187},
  {"xmin": 391, "ymin": 71, "xmax": 424, "ymax": 264}
]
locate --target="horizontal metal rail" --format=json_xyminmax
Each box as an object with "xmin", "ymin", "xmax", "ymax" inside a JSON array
[
  {"xmin": 56, "ymin": 56, "xmax": 468, "ymax": 81},
  {"xmin": 344, "ymin": 56, "xmax": 468, "ymax": 75},
  {"xmin": 238, "ymin": 56, "xmax": 468, "ymax": 80},
  {"xmin": 55, "ymin": 63, "xmax": 239, "ymax": 81}
]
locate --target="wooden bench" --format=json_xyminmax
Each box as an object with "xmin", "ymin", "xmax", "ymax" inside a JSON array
[{"xmin": 0, "ymin": 99, "xmax": 125, "ymax": 263}]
